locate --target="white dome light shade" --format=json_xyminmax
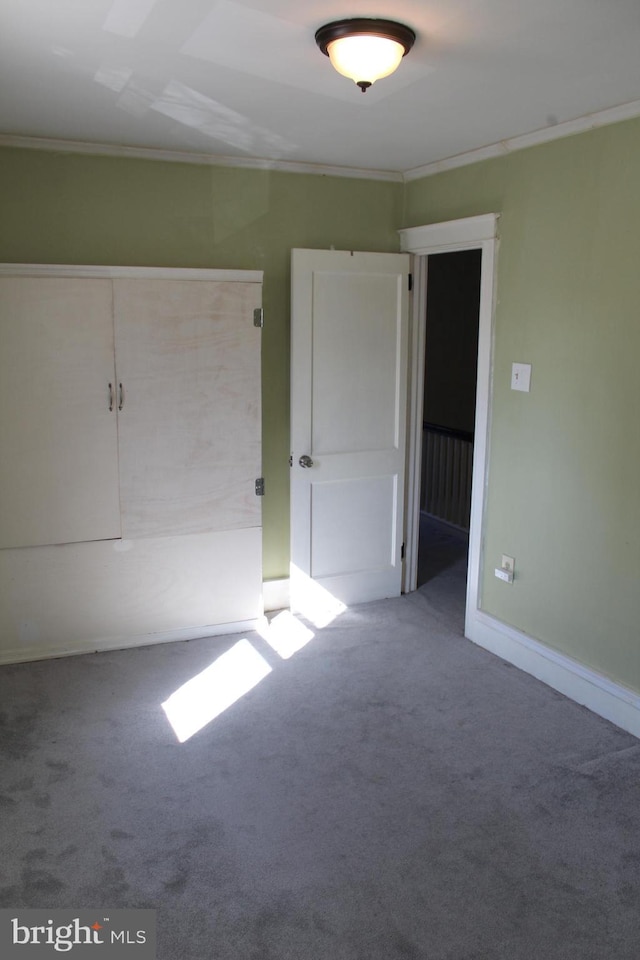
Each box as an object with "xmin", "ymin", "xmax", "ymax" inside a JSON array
[
  {"xmin": 316, "ymin": 19, "xmax": 416, "ymax": 92},
  {"xmin": 327, "ymin": 35, "xmax": 405, "ymax": 87}
]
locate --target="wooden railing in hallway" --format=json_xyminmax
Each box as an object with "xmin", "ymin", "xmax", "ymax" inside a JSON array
[{"xmin": 421, "ymin": 422, "xmax": 473, "ymax": 531}]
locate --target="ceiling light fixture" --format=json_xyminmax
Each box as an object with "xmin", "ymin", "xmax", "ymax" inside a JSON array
[{"xmin": 315, "ymin": 18, "xmax": 416, "ymax": 93}]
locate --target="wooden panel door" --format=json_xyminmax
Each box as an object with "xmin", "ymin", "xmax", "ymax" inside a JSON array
[
  {"xmin": 290, "ymin": 249, "xmax": 410, "ymax": 608},
  {"xmin": 0, "ymin": 277, "xmax": 121, "ymax": 549},
  {"xmin": 113, "ymin": 279, "xmax": 262, "ymax": 539}
]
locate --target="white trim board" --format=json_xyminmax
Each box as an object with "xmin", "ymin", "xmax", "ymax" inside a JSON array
[
  {"xmin": 469, "ymin": 612, "xmax": 640, "ymax": 740},
  {"xmin": 3, "ymin": 97, "xmax": 640, "ymax": 185},
  {"xmin": 263, "ymin": 578, "xmax": 290, "ymax": 613},
  {"xmin": 399, "ymin": 215, "xmax": 499, "ymax": 253},
  {"xmin": 403, "ymin": 98, "xmax": 640, "ymax": 181},
  {"xmin": 0, "ymin": 134, "xmax": 403, "ymax": 183},
  {"xmin": 0, "ymin": 263, "xmax": 263, "ymax": 283},
  {"xmin": 0, "ymin": 618, "xmax": 267, "ymax": 667},
  {"xmin": 402, "ymin": 252, "xmax": 428, "ymax": 593}
]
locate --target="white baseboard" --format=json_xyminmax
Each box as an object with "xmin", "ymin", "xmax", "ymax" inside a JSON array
[
  {"xmin": 467, "ymin": 609, "xmax": 640, "ymax": 740},
  {"xmin": 263, "ymin": 578, "xmax": 290, "ymax": 612},
  {"xmin": 0, "ymin": 618, "xmax": 267, "ymax": 666}
]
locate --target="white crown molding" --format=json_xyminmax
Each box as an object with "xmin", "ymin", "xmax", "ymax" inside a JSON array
[
  {"xmin": 2, "ymin": 96, "xmax": 640, "ymax": 186},
  {"xmin": 0, "ymin": 133, "xmax": 403, "ymax": 183},
  {"xmin": 403, "ymin": 98, "xmax": 640, "ymax": 182}
]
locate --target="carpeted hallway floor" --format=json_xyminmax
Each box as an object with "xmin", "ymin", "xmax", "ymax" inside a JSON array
[{"xmin": 1, "ymin": 526, "xmax": 639, "ymax": 959}]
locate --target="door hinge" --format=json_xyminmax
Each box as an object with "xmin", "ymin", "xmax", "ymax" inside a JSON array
[
  {"xmin": 401, "ymin": 542, "xmax": 405, "ymax": 560},
  {"xmin": 408, "ymin": 273, "xmax": 413, "ymax": 291},
  {"xmin": 289, "ymin": 455, "xmax": 293, "ymax": 467},
  {"xmin": 253, "ymin": 307, "xmax": 264, "ymax": 328},
  {"xmin": 255, "ymin": 477, "xmax": 265, "ymax": 496}
]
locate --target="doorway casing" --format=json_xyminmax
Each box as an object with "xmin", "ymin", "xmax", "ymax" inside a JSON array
[{"xmin": 399, "ymin": 213, "xmax": 499, "ymax": 640}]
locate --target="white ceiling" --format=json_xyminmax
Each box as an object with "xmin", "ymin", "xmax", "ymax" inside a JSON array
[{"xmin": 1, "ymin": 0, "xmax": 639, "ymax": 176}]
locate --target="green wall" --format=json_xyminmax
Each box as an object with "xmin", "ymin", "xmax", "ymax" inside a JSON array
[
  {"xmin": 0, "ymin": 147, "xmax": 403, "ymax": 581},
  {"xmin": 405, "ymin": 117, "xmax": 640, "ymax": 692},
  {"xmin": 3, "ymin": 116, "xmax": 640, "ymax": 696}
]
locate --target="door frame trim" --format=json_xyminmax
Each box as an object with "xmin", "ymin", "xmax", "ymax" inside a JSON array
[{"xmin": 399, "ymin": 214, "xmax": 499, "ymax": 637}]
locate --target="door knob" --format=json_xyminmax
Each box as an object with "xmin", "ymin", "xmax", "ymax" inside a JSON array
[{"xmin": 298, "ymin": 454, "xmax": 314, "ymax": 468}]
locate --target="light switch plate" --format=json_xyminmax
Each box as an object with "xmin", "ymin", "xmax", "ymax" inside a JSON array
[{"xmin": 511, "ymin": 362, "xmax": 532, "ymax": 392}]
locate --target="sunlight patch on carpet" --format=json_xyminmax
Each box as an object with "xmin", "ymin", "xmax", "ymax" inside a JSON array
[
  {"xmin": 257, "ymin": 610, "xmax": 315, "ymax": 660},
  {"xmin": 289, "ymin": 565, "xmax": 347, "ymax": 628},
  {"xmin": 162, "ymin": 638, "xmax": 272, "ymax": 742}
]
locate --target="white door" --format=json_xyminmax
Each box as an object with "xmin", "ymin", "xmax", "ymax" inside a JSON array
[{"xmin": 290, "ymin": 249, "xmax": 410, "ymax": 611}]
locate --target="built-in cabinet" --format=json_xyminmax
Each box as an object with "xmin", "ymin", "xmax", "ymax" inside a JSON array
[{"xmin": 0, "ymin": 265, "xmax": 263, "ymax": 663}]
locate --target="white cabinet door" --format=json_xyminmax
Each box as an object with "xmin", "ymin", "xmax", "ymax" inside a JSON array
[
  {"xmin": 0, "ymin": 277, "xmax": 121, "ymax": 549},
  {"xmin": 113, "ymin": 279, "xmax": 262, "ymax": 540},
  {"xmin": 290, "ymin": 249, "xmax": 410, "ymax": 608}
]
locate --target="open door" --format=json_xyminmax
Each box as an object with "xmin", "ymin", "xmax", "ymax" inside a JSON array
[{"xmin": 290, "ymin": 248, "xmax": 410, "ymax": 609}]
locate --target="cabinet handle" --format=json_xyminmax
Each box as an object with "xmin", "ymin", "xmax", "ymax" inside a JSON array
[
  {"xmin": 108, "ymin": 383, "xmax": 114, "ymax": 412},
  {"xmin": 118, "ymin": 383, "xmax": 125, "ymax": 411}
]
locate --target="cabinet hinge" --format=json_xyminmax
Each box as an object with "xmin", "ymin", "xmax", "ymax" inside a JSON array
[
  {"xmin": 408, "ymin": 274, "xmax": 413, "ymax": 292},
  {"xmin": 401, "ymin": 542, "xmax": 405, "ymax": 560},
  {"xmin": 253, "ymin": 307, "xmax": 264, "ymax": 328},
  {"xmin": 289, "ymin": 455, "xmax": 293, "ymax": 467},
  {"xmin": 255, "ymin": 477, "xmax": 265, "ymax": 496}
]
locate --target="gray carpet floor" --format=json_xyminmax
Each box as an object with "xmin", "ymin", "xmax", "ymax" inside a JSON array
[{"xmin": 1, "ymin": 531, "xmax": 639, "ymax": 959}]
